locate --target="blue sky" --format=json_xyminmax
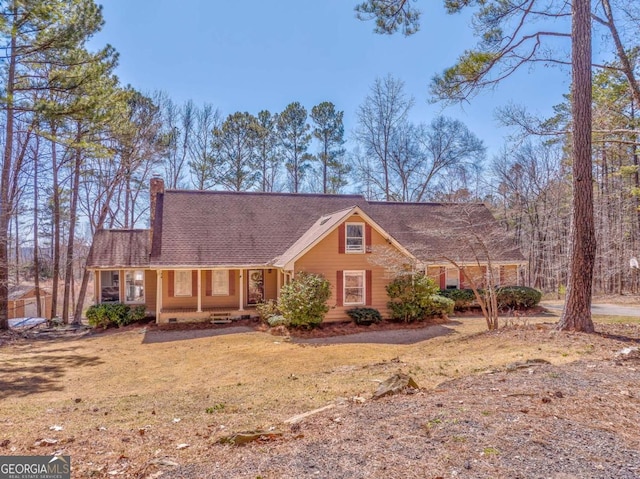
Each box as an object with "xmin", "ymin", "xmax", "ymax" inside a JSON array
[{"xmin": 92, "ymin": 0, "xmax": 573, "ymax": 162}]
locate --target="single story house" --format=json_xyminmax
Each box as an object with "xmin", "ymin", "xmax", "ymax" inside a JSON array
[
  {"xmin": 86, "ymin": 178, "xmax": 526, "ymax": 323},
  {"xmin": 8, "ymin": 285, "xmax": 52, "ymax": 320}
]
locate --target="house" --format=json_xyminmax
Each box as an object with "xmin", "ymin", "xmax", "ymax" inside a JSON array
[
  {"xmin": 86, "ymin": 178, "xmax": 526, "ymax": 323},
  {"xmin": 8, "ymin": 285, "xmax": 52, "ymax": 320}
]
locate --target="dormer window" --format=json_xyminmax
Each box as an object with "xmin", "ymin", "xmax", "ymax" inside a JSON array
[{"xmin": 346, "ymin": 223, "xmax": 364, "ymax": 253}]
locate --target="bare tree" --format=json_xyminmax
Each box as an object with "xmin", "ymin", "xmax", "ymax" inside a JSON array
[
  {"xmin": 160, "ymin": 95, "xmax": 194, "ymax": 189},
  {"xmin": 188, "ymin": 103, "xmax": 220, "ymax": 190},
  {"xmin": 432, "ymin": 206, "xmax": 524, "ymax": 330},
  {"xmin": 354, "ymin": 75, "xmax": 413, "ymax": 201}
]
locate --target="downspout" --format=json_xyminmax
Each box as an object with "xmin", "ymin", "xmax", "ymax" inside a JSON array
[{"xmin": 238, "ymin": 269, "xmax": 244, "ymax": 311}]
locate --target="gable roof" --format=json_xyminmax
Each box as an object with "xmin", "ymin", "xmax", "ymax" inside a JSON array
[
  {"xmin": 87, "ymin": 229, "xmax": 151, "ymax": 269},
  {"xmin": 366, "ymin": 202, "xmax": 524, "ymax": 263},
  {"xmin": 149, "ymin": 190, "xmax": 370, "ymax": 267},
  {"xmin": 273, "ymin": 205, "xmax": 417, "ymax": 269},
  {"xmin": 88, "ymin": 189, "xmax": 524, "ymax": 270},
  {"xmin": 273, "ymin": 206, "xmax": 357, "ymax": 268},
  {"xmin": 8, "ymin": 285, "xmax": 51, "ymax": 300}
]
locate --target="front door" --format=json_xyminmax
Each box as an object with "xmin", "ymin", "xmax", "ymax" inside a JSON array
[{"xmin": 247, "ymin": 269, "xmax": 264, "ymax": 305}]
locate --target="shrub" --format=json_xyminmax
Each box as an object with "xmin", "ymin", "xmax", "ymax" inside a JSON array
[
  {"xmin": 86, "ymin": 302, "xmax": 146, "ymax": 328},
  {"xmin": 386, "ymin": 273, "xmax": 447, "ymax": 322},
  {"xmin": 496, "ymin": 286, "xmax": 542, "ymax": 310},
  {"xmin": 267, "ymin": 315, "xmax": 289, "ymax": 327},
  {"xmin": 423, "ymin": 295, "xmax": 455, "ymax": 317},
  {"xmin": 278, "ymin": 272, "xmax": 331, "ymax": 329},
  {"xmin": 347, "ymin": 307, "xmax": 382, "ymax": 325},
  {"xmin": 256, "ymin": 299, "xmax": 280, "ymax": 322},
  {"xmin": 438, "ymin": 288, "xmax": 476, "ymax": 310}
]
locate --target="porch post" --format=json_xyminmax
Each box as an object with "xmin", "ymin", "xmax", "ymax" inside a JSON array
[
  {"xmin": 95, "ymin": 271, "xmax": 101, "ymax": 304},
  {"xmin": 238, "ymin": 269, "xmax": 244, "ymax": 311},
  {"xmin": 197, "ymin": 269, "xmax": 202, "ymax": 312},
  {"xmin": 156, "ymin": 270, "xmax": 162, "ymax": 321},
  {"xmin": 276, "ymin": 269, "xmax": 282, "ymax": 298}
]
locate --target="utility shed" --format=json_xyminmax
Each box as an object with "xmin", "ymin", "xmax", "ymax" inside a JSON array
[{"xmin": 8, "ymin": 285, "xmax": 52, "ymax": 320}]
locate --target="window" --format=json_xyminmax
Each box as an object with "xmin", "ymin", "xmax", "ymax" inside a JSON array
[
  {"xmin": 346, "ymin": 223, "xmax": 364, "ymax": 253},
  {"xmin": 100, "ymin": 270, "xmax": 120, "ymax": 302},
  {"xmin": 212, "ymin": 270, "xmax": 229, "ymax": 295},
  {"xmin": 445, "ymin": 268, "xmax": 459, "ymax": 289},
  {"xmin": 125, "ymin": 270, "xmax": 145, "ymax": 303},
  {"xmin": 174, "ymin": 270, "xmax": 192, "ymax": 296},
  {"xmin": 344, "ymin": 271, "xmax": 366, "ymax": 305}
]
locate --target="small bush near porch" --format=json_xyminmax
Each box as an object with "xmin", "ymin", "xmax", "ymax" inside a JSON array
[
  {"xmin": 278, "ymin": 273, "xmax": 331, "ymax": 329},
  {"xmin": 86, "ymin": 302, "xmax": 146, "ymax": 328}
]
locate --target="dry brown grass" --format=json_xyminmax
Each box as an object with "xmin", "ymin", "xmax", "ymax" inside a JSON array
[{"xmin": 1, "ymin": 312, "xmax": 639, "ymax": 477}]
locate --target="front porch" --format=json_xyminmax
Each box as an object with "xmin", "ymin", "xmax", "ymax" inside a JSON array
[
  {"xmin": 155, "ymin": 267, "xmax": 288, "ymax": 324},
  {"xmin": 158, "ymin": 306, "xmax": 259, "ymax": 324}
]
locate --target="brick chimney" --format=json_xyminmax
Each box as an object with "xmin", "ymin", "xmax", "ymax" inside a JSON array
[{"xmin": 149, "ymin": 176, "xmax": 164, "ymax": 246}]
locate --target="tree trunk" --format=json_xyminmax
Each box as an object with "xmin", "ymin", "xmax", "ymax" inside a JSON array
[
  {"xmin": 51, "ymin": 127, "xmax": 60, "ymax": 319},
  {"xmin": 0, "ymin": 9, "xmax": 18, "ymax": 330},
  {"xmin": 62, "ymin": 125, "xmax": 82, "ymax": 323},
  {"xmin": 73, "ymin": 189, "xmax": 116, "ymax": 324},
  {"xmin": 14, "ymin": 213, "xmax": 19, "ymax": 285},
  {"xmin": 558, "ymin": 0, "xmax": 595, "ymax": 332},
  {"xmin": 33, "ymin": 136, "xmax": 41, "ymax": 317}
]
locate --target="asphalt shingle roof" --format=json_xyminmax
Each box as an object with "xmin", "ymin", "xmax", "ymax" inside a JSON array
[
  {"xmin": 147, "ymin": 190, "xmax": 524, "ymax": 267},
  {"xmin": 87, "ymin": 229, "xmax": 151, "ymax": 269},
  {"xmin": 366, "ymin": 202, "xmax": 525, "ymax": 263},
  {"xmin": 150, "ymin": 190, "xmax": 368, "ymax": 267},
  {"xmin": 88, "ymin": 189, "xmax": 524, "ymax": 269}
]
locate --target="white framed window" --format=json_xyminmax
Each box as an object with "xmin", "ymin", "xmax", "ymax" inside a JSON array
[
  {"xmin": 174, "ymin": 270, "xmax": 192, "ymax": 296},
  {"xmin": 346, "ymin": 222, "xmax": 364, "ymax": 253},
  {"xmin": 124, "ymin": 270, "xmax": 145, "ymax": 303},
  {"xmin": 344, "ymin": 270, "xmax": 366, "ymax": 305},
  {"xmin": 445, "ymin": 268, "xmax": 459, "ymax": 289},
  {"xmin": 212, "ymin": 270, "xmax": 229, "ymax": 295}
]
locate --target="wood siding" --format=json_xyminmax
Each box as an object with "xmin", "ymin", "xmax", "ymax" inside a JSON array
[
  {"xmin": 264, "ymin": 269, "xmax": 278, "ymax": 301},
  {"xmin": 160, "ymin": 268, "xmax": 279, "ymax": 311},
  {"xmin": 8, "ymin": 290, "xmax": 52, "ymax": 320},
  {"xmin": 144, "ymin": 270, "xmax": 157, "ymax": 314},
  {"xmin": 294, "ymin": 214, "xmax": 403, "ymax": 322},
  {"xmin": 427, "ymin": 264, "xmax": 520, "ymax": 290},
  {"xmin": 501, "ymin": 265, "xmax": 519, "ymax": 285}
]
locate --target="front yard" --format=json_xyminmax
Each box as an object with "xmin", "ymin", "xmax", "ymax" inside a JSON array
[{"xmin": 1, "ymin": 312, "xmax": 639, "ymax": 477}]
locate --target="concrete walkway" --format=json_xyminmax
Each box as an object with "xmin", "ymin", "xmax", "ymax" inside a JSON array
[{"xmin": 544, "ymin": 303, "xmax": 640, "ymax": 317}]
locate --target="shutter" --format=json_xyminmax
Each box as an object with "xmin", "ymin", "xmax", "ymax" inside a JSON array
[
  {"xmin": 229, "ymin": 270, "xmax": 236, "ymax": 296},
  {"xmin": 459, "ymin": 269, "xmax": 466, "ymax": 289},
  {"xmin": 338, "ymin": 224, "xmax": 345, "ymax": 254},
  {"xmin": 365, "ymin": 270, "xmax": 372, "ymax": 306},
  {"xmin": 336, "ymin": 270, "xmax": 343, "ymax": 306},
  {"xmin": 439, "ymin": 267, "xmax": 446, "ymax": 290},
  {"xmin": 365, "ymin": 224, "xmax": 372, "ymax": 253},
  {"xmin": 205, "ymin": 270, "xmax": 212, "ymax": 296},
  {"xmin": 192, "ymin": 270, "xmax": 198, "ymax": 297},
  {"xmin": 168, "ymin": 271, "xmax": 174, "ymax": 297},
  {"xmin": 481, "ymin": 266, "xmax": 487, "ymax": 288},
  {"xmin": 499, "ymin": 266, "xmax": 505, "ymax": 286}
]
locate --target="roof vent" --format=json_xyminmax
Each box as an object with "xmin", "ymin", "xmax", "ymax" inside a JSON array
[{"xmin": 319, "ymin": 216, "xmax": 331, "ymax": 225}]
